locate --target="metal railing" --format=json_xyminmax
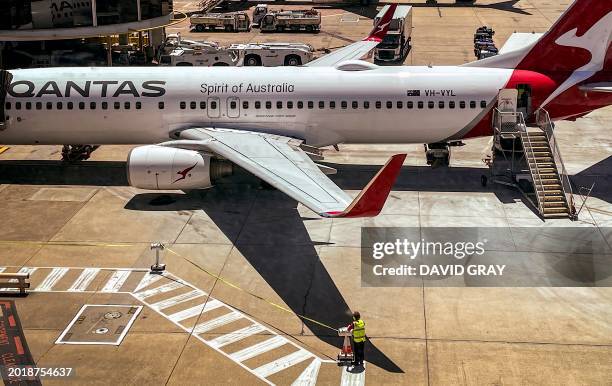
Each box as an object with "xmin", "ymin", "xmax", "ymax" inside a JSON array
[
  {"xmin": 535, "ymin": 109, "xmax": 576, "ymax": 218},
  {"xmin": 492, "ymin": 108, "xmax": 545, "ymax": 214}
]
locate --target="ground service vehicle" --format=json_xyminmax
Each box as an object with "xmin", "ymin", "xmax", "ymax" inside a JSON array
[
  {"xmin": 234, "ymin": 43, "xmax": 314, "ymax": 66},
  {"xmin": 374, "ymin": 5, "xmax": 412, "ymax": 62},
  {"xmin": 190, "ymin": 12, "xmax": 250, "ymax": 32},
  {"xmin": 257, "ymin": 6, "xmax": 321, "ymax": 32}
]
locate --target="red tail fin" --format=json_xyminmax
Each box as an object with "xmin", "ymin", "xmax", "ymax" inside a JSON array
[{"xmin": 516, "ymin": 0, "xmax": 612, "ymax": 75}]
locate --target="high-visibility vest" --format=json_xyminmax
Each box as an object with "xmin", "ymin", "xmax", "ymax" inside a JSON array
[{"xmin": 352, "ymin": 319, "xmax": 366, "ymax": 342}]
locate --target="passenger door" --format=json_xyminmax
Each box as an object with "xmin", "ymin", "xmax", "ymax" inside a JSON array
[{"xmin": 227, "ymin": 96, "xmax": 240, "ymax": 118}]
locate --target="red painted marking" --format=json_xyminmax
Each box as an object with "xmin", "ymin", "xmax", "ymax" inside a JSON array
[
  {"xmin": 173, "ymin": 163, "xmax": 197, "ymax": 183},
  {"xmin": 13, "ymin": 337, "xmax": 24, "ymax": 355},
  {"xmin": 325, "ymin": 154, "xmax": 406, "ymax": 218},
  {"xmin": 7, "ymin": 315, "xmax": 15, "ymax": 328},
  {"xmin": 364, "ymin": 3, "xmax": 397, "ymax": 42}
]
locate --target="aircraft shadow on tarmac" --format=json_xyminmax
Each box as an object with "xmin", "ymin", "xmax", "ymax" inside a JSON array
[{"xmin": 1, "ymin": 157, "xmax": 610, "ymax": 372}]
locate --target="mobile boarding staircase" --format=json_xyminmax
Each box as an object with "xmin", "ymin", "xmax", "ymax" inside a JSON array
[{"xmin": 487, "ymin": 108, "xmax": 577, "ymax": 220}]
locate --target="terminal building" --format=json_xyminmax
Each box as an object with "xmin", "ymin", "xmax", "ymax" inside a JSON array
[{"xmin": 0, "ymin": 0, "xmax": 174, "ymax": 68}]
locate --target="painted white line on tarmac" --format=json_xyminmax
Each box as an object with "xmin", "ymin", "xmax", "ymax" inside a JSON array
[
  {"xmin": 151, "ymin": 289, "xmax": 205, "ymax": 311},
  {"xmin": 134, "ymin": 281, "xmax": 183, "ymax": 299},
  {"xmin": 254, "ymin": 350, "xmax": 313, "ymax": 378},
  {"xmin": 206, "ymin": 324, "xmax": 267, "ymax": 349},
  {"xmin": 36, "ymin": 267, "xmax": 69, "ymax": 291},
  {"xmin": 101, "ymin": 270, "xmax": 131, "ymax": 292},
  {"xmin": 230, "ymin": 335, "xmax": 288, "ymax": 363},
  {"xmin": 193, "ymin": 311, "xmax": 243, "ymax": 334},
  {"xmin": 68, "ymin": 268, "xmax": 98, "ymax": 291},
  {"xmin": 291, "ymin": 358, "xmax": 321, "ymax": 386},
  {"xmin": 340, "ymin": 363, "xmax": 366, "ymax": 386}
]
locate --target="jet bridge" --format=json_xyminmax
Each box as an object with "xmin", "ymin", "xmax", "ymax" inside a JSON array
[{"xmin": 484, "ymin": 104, "xmax": 577, "ymax": 220}]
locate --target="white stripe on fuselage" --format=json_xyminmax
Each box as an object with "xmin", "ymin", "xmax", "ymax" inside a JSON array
[{"xmin": 1, "ymin": 66, "xmax": 513, "ymax": 146}]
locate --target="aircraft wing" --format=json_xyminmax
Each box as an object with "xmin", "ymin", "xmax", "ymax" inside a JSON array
[
  {"xmin": 160, "ymin": 128, "xmax": 405, "ymax": 218},
  {"xmin": 305, "ymin": 3, "xmax": 397, "ymax": 67}
]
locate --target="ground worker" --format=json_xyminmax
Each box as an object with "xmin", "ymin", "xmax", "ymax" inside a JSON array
[{"xmin": 346, "ymin": 311, "xmax": 366, "ymax": 367}]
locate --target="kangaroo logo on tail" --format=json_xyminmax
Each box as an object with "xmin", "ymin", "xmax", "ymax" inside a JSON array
[{"xmin": 541, "ymin": 11, "xmax": 612, "ymax": 108}]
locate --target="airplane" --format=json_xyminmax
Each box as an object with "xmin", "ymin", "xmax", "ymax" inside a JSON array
[{"xmin": 0, "ymin": 0, "xmax": 610, "ymax": 218}]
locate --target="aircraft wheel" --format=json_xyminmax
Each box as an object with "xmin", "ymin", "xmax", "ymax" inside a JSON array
[{"xmin": 195, "ymin": 24, "xmax": 204, "ymax": 32}]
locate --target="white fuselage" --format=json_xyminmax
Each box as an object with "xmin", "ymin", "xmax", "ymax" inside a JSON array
[{"xmin": 1, "ymin": 65, "xmax": 513, "ymax": 146}]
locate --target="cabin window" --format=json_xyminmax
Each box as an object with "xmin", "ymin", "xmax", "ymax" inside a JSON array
[
  {"xmin": 255, "ymin": 101, "xmax": 261, "ymax": 109},
  {"xmin": 470, "ymin": 101, "xmax": 476, "ymax": 109},
  {"xmin": 4, "ymin": 102, "xmax": 10, "ymax": 110},
  {"xmin": 460, "ymin": 101, "xmax": 466, "ymax": 109},
  {"xmin": 159, "ymin": 101, "xmax": 165, "ymax": 109},
  {"xmin": 418, "ymin": 101, "xmax": 424, "ymax": 109},
  {"xmin": 136, "ymin": 102, "xmax": 142, "ymax": 110},
  {"xmin": 102, "ymin": 102, "xmax": 108, "ymax": 110},
  {"xmin": 307, "ymin": 101, "xmax": 314, "ymax": 109},
  {"xmin": 230, "ymin": 101, "xmax": 237, "ymax": 109},
  {"xmin": 297, "ymin": 101, "xmax": 303, "ymax": 109},
  {"xmin": 329, "ymin": 101, "xmax": 336, "ymax": 109},
  {"xmin": 89, "ymin": 102, "xmax": 96, "ymax": 109},
  {"xmin": 428, "ymin": 101, "xmax": 434, "ymax": 109},
  {"xmin": 277, "ymin": 101, "xmax": 282, "ymax": 109},
  {"xmin": 438, "ymin": 101, "xmax": 445, "ymax": 109},
  {"xmin": 124, "ymin": 102, "xmax": 130, "ymax": 110},
  {"xmin": 386, "ymin": 101, "xmax": 393, "ymax": 109},
  {"xmin": 180, "ymin": 101, "xmax": 186, "ymax": 109},
  {"xmin": 341, "ymin": 101, "xmax": 347, "ymax": 109},
  {"xmin": 15, "ymin": 102, "xmax": 21, "ymax": 110},
  {"xmin": 265, "ymin": 101, "xmax": 271, "ymax": 109},
  {"xmin": 352, "ymin": 101, "xmax": 358, "ymax": 109},
  {"xmin": 480, "ymin": 100, "xmax": 487, "ymax": 108},
  {"xmin": 287, "ymin": 101, "xmax": 293, "ymax": 109},
  {"xmin": 48, "ymin": 102, "xmax": 54, "ymax": 110},
  {"xmin": 407, "ymin": 101, "xmax": 413, "ymax": 109},
  {"xmin": 57, "ymin": 102, "xmax": 63, "ymax": 110},
  {"xmin": 318, "ymin": 101, "xmax": 324, "ymax": 109},
  {"xmin": 190, "ymin": 101, "xmax": 196, "ymax": 109},
  {"xmin": 363, "ymin": 101, "xmax": 370, "ymax": 109},
  {"xmin": 114, "ymin": 102, "xmax": 120, "ymax": 109},
  {"xmin": 200, "ymin": 101, "xmax": 206, "ymax": 109},
  {"xmin": 396, "ymin": 101, "xmax": 403, "ymax": 109},
  {"xmin": 36, "ymin": 102, "xmax": 42, "ymax": 110},
  {"xmin": 67, "ymin": 102, "xmax": 73, "ymax": 110},
  {"xmin": 25, "ymin": 102, "xmax": 32, "ymax": 110},
  {"xmin": 243, "ymin": 101, "xmax": 249, "ymax": 109},
  {"xmin": 375, "ymin": 101, "xmax": 382, "ymax": 109},
  {"xmin": 449, "ymin": 101, "xmax": 455, "ymax": 109}
]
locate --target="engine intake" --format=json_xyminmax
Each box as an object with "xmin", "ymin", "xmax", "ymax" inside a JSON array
[{"xmin": 127, "ymin": 145, "xmax": 231, "ymax": 190}]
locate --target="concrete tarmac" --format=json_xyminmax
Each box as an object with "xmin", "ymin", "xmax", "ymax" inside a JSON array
[{"xmin": 1, "ymin": 1, "xmax": 612, "ymax": 384}]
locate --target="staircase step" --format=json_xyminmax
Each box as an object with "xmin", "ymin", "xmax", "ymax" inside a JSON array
[
  {"xmin": 537, "ymin": 185, "xmax": 562, "ymax": 191},
  {"xmin": 543, "ymin": 201, "xmax": 567, "ymax": 208},
  {"xmin": 543, "ymin": 207, "xmax": 569, "ymax": 214},
  {"xmin": 543, "ymin": 213, "xmax": 570, "ymax": 218}
]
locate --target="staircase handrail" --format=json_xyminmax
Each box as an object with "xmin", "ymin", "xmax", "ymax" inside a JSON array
[{"xmin": 535, "ymin": 108, "xmax": 576, "ymax": 218}]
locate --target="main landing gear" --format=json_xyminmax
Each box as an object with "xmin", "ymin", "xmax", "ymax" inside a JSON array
[
  {"xmin": 61, "ymin": 145, "xmax": 99, "ymax": 162},
  {"xmin": 424, "ymin": 141, "xmax": 464, "ymax": 167}
]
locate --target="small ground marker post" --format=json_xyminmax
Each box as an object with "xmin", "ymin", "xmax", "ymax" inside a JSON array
[{"xmin": 150, "ymin": 243, "xmax": 166, "ymax": 273}]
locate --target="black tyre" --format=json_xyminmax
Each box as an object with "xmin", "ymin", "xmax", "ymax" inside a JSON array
[
  {"xmin": 195, "ymin": 24, "xmax": 204, "ymax": 32},
  {"xmin": 225, "ymin": 24, "xmax": 234, "ymax": 32},
  {"xmin": 213, "ymin": 62, "xmax": 230, "ymax": 66},
  {"xmin": 176, "ymin": 62, "xmax": 193, "ymax": 66},
  {"xmin": 481, "ymin": 175, "xmax": 488, "ymax": 187},
  {"xmin": 284, "ymin": 55, "xmax": 301, "ymax": 66},
  {"xmin": 244, "ymin": 55, "xmax": 262, "ymax": 66},
  {"xmin": 305, "ymin": 25, "xmax": 313, "ymax": 32}
]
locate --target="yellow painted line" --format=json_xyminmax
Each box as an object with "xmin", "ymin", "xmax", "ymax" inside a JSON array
[{"xmin": 0, "ymin": 146, "xmax": 9, "ymax": 155}]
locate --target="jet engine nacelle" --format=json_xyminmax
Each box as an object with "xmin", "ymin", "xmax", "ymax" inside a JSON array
[{"xmin": 127, "ymin": 145, "xmax": 231, "ymax": 190}]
